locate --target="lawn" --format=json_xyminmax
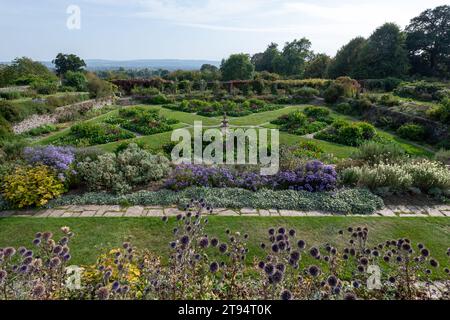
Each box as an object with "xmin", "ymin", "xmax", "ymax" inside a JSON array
[
  {"xmin": 34, "ymin": 103, "xmax": 433, "ymax": 158},
  {"xmin": 1, "ymin": 217, "xmax": 448, "ymax": 279}
]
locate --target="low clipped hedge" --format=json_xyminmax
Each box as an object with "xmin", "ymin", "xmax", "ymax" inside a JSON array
[{"xmin": 37, "ymin": 187, "xmax": 384, "ymax": 215}]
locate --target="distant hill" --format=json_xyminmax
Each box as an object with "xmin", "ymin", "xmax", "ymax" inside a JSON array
[{"xmin": 38, "ymin": 59, "xmax": 221, "ymax": 71}]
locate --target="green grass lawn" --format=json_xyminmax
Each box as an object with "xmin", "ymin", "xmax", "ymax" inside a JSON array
[{"xmin": 1, "ymin": 217, "xmax": 448, "ymax": 279}]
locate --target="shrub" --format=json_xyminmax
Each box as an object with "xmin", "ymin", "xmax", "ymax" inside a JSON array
[
  {"xmin": 0, "ymin": 91, "xmax": 21, "ymax": 100},
  {"xmin": 106, "ymin": 107, "xmax": 178, "ymax": 135},
  {"xmin": 335, "ymin": 102, "xmax": 352, "ymax": 114},
  {"xmin": 348, "ymin": 97, "xmax": 373, "ymax": 115},
  {"xmin": 435, "ymin": 149, "xmax": 450, "ymax": 165},
  {"xmin": 324, "ymin": 83, "xmax": 345, "ymax": 103},
  {"xmin": 23, "ymin": 146, "xmax": 75, "ymax": 173},
  {"xmin": 271, "ymin": 109, "xmax": 331, "ymax": 136},
  {"xmin": 427, "ymin": 98, "xmax": 450, "ymax": 124},
  {"xmin": 77, "ymin": 143, "xmax": 170, "ymax": 194},
  {"xmin": 403, "ymin": 160, "xmax": 450, "ymax": 193},
  {"xmin": 397, "ymin": 123, "xmax": 425, "ymax": 141},
  {"xmin": 351, "ymin": 142, "xmax": 406, "ymax": 165},
  {"xmin": 22, "ymin": 124, "xmax": 58, "ymax": 137},
  {"xmin": 1, "ymin": 165, "xmax": 66, "ymax": 208},
  {"xmin": 303, "ymin": 106, "xmax": 331, "ymax": 121},
  {"xmin": 379, "ymin": 94, "xmax": 401, "ymax": 107},
  {"xmin": 31, "ymin": 80, "xmax": 58, "ymax": 95},
  {"xmin": 63, "ymin": 71, "xmax": 88, "ymax": 91},
  {"xmin": 394, "ymin": 81, "xmax": 448, "ymax": 101},
  {"xmin": 341, "ymin": 160, "xmax": 450, "ymax": 195},
  {"xmin": 315, "ymin": 121, "xmax": 377, "ymax": 147},
  {"xmin": 56, "ymin": 122, "xmax": 135, "ymax": 147}
]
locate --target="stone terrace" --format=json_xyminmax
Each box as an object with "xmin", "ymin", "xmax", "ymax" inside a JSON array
[{"xmin": 1, "ymin": 204, "xmax": 449, "ymax": 218}]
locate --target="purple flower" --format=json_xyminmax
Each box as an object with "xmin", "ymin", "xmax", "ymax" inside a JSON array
[{"xmin": 24, "ymin": 146, "xmax": 75, "ymax": 173}]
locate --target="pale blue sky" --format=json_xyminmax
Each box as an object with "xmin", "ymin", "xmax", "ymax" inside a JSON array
[{"xmin": 0, "ymin": 0, "xmax": 448, "ymax": 61}]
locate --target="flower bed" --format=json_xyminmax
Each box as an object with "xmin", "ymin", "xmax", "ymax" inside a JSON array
[
  {"xmin": 165, "ymin": 161, "xmax": 337, "ymax": 192},
  {"xmin": 164, "ymin": 98, "xmax": 282, "ymax": 117}
]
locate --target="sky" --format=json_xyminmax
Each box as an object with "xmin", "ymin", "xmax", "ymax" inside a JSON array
[{"xmin": 0, "ymin": 0, "xmax": 448, "ymax": 61}]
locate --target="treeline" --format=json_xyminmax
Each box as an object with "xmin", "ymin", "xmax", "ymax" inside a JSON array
[{"xmin": 238, "ymin": 5, "xmax": 450, "ymax": 81}]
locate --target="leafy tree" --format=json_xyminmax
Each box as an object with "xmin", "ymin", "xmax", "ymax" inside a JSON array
[
  {"xmin": 0, "ymin": 57, "xmax": 56, "ymax": 86},
  {"xmin": 200, "ymin": 64, "xmax": 221, "ymax": 81},
  {"xmin": 52, "ymin": 53, "xmax": 86, "ymax": 76},
  {"xmin": 63, "ymin": 71, "xmax": 87, "ymax": 91},
  {"xmin": 220, "ymin": 54, "xmax": 254, "ymax": 81},
  {"xmin": 304, "ymin": 53, "xmax": 331, "ymax": 78},
  {"xmin": 406, "ymin": 5, "xmax": 450, "ymax": 78},
  {"xmin": 200, "ymin": 64, "xmax": 218, "ymax": 73},
  {"xmin": 253, "ymin": 43, "xmax": 281, "ymax": 73},
  {"xmin": 357, "ymin": 23, "xmax": 409, "ymax": 79},
  {"xmin": 328, "ymin": 37, "xmax": 367, "ymax": 79}
]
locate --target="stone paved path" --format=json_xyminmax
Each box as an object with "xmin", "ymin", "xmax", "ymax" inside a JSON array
[{"xmin": 1, "ymin": 204, "xmax": 449, "ymax": 218}]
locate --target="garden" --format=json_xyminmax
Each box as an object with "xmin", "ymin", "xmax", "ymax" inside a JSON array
[{"xmin": 0, "ymin": 4, "xmax": 450, "ymax": 301}]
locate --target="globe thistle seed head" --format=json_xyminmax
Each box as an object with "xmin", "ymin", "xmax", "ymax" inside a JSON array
[
  {"xmin": 280, "ymin": 290, "xmax": 292, "ymax": 301},
  {"xmin": 112, "ymin": 281, "xmax": 120, "ymax": 292},
  {"xmin": 271, "ymin": 244, "xmax": 279, "ymax": 253},
  {"xmin": 297, "ymin": 240, "xmax": 306, "ymax": 249},
  {"xmin": 210, "ymin": 238, "xmax": 219, "ymax": 247},
  {"xmin": 360, "ymin": 257, "xmax": 369, "ymax": 266},
  {"xmin": 430, "ymin": 259, "xmax": 439, "ymax": 268},
  {"xmin": 258, "ymin": 261, "xmax": 265, "ymax": 269},
  {"xmin": 309, "ymin": 247, "xmax": 319, "ymax": 258},
  {"xmin": 97, "ymin": 287, "xmax": 110, "ymax": 300},
  {"xmin": 219, "ymin": 243, "xmax": 228, "ymax": 253},
  {"xmin": 272, "ymin": 270, "xmax": 283, "ymax": 284},
  {"xmin": 353, "ymin": 281, "xmax": 360, "ymax": 289},
  {"xmin": 199, "ymin": 237, "xmax": 209, "ymax": 249},
  {"xmin": 289, "ymin": 229, "xmax": 296, "ymax": 237},
  {"xmin": 264, "ymin": 264, "xmax": 274, "ymax": 276},
  {"xmin": 308, "ymin": 265, "xmax": 320, "ymax": 277},
  {"xmin": 344, "ymin": 292, "xmax": 356, "ymax": 300},
  {"xmin": 32, "ymin": 284, "xmax": 45, "ymax": 298},
  {"xmin": 209, "ymin": 262, "xmax": 219, "ymax": 273},
  {"xmin": 276, "ymin": 263, "xmax": 286, "ymax": 273},
  {"xmin": 327, "ymin": 275, "xmax": 338, "ymax": 287},
  {"xmin": 290, "ymin": 251, "xmax": 300, "ymax": 261},
  {"xmin": 421, "ymin": 248, "xmax": 430, "ymax": 257},
  {"xmin": 180, "ymin": 235, "xmax": 190, "ymax": 246},
  {"xmin": 4, "ymin": 247, "xmax": 16, "ymax": 258},
  {"xmin": 49, "ymin": 257, "xmax": 61, "ymax": 268},
  {"xmin": 389, "ymin": 276, "xmax": 396, "ymax": 283}
]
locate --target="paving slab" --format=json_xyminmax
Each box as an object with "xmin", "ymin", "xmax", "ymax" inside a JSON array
[{"xmin": 125, "ymin": 206, "xmax": 144, "ymax": 217}]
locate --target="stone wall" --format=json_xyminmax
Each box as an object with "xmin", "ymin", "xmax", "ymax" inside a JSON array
[
  {"xmin": 363, "ymin": 105, "xmax": 449, "ymax": 143},
  {"xmin": 12, "ymin": 97, "xmax": 115, "ymax": 134}
]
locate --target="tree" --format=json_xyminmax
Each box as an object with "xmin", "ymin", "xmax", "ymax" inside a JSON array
[
  {"xmin": 278, "ymin": 38, "xmax": 313, "ymax": 76},
  {"xmin": 200, "ymin": 64, "xmax": 218, "ymax": 73},
  {"xmin": 356, "ymin": 23, "xmax": 409, "ymax": 79},
  {"xmin": 52, "ymin": 53, "xmax": 86, "ymax": 76},
  {"xmin": 0, "ymin": 57, "xmax": 56, "ymax": 86},
  {"xmin": 63, "ymin": 71, "xmax": 87, "ymax": 91},
  {"xmin": 220, "ymin": 54, "xmax": 254, "ymax": 81},
  {"xmin": 328, "ymin": 37, "xmax": 367, "ymax": 79},
  {"xmin": 253, "ymin": 43, "xmax": 281, "ymax": 73},
  {"xmin": 304, "ymin": 53, "xmax": 331, "ymax": 78},
  {"xmin": 406, "ymin": 5, "xmax": 450, "ymax": 78}
]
